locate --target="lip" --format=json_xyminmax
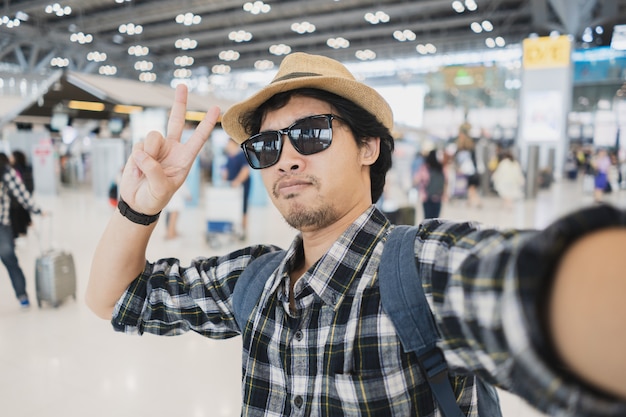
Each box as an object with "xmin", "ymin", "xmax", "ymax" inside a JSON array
[{"xmin": 275, "ymin": 178, "xmax": 311, "ymax": 195}]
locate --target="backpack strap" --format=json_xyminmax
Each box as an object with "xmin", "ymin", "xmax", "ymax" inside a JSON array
[
  {"xmin": 379, "ymin": 225, "xmax": 465, "ymax": 417},
  {"xmin": 232, "ymin": 250, "xmax": 285, "ymax": 330}
]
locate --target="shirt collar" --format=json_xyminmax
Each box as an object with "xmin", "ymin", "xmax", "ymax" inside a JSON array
[{"xmin": 284, "ymin": 205, "xmax": 390, "ymax": 308}]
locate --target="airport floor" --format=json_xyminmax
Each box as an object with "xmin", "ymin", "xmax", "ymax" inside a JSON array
[{"xmin": 1, "ymin": 176, "xmax": 625, "ymax": 417}]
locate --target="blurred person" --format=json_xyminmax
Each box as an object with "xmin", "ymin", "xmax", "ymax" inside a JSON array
[
  {"xmin": 593, "ymin": 148, "xmax": 612, "ymax": 202},
  {"xmin": 491, "ymin": 151, "xmax": 526, "ymax": 208},
  {"xmin": 414, "ymin": 149, "xmax": 447, "ymax": 219},
  {"xmin": 0, "ymin": 153, "xmax": 43, "ymax": 308},
  {"xmin": 163, "ymin": 182, "xmax": 191, "ymax": 240},
  {"xmin": 222, "ymin": 138, "xmax": 251, "ymax": 239},
  {"xmin": 86, "ymin": 53, "xmax": 626, "ymax": 416},
  {"xmin": 9, "ymin": 150, "xmax": 34, "ymax": 239},
  {"xmin": 455, "ymin": 125, "xmax": 482, "ymax": 208}
]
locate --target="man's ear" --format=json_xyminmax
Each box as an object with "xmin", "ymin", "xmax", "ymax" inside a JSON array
[{"xmin": 361, "ymin": 137, "xmax": 380, "ymax": 166}]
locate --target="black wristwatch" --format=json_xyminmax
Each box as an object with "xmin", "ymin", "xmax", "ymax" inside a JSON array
[{"xmin": 117, "ymin": 198, "xmax": 161, "ymax": 226}]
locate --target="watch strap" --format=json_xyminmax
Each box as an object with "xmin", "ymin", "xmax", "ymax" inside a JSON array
[{"xmin": 117, "ymin": 198, "xmax": 161, "ymax": 226}]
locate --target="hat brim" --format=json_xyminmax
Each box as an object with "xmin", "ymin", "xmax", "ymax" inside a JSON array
[{"xmin": 221, "ymin": 75, "xmax": 393, "ymax": 144}]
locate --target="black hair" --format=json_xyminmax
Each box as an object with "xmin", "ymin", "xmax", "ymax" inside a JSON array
[
  {"xmin": 425, "ymin": 149, "xmax": 443, "ymax": 172},
  {"xmin": 12, "ymin": 150, "xmax": 28, "ymax": 168},
  {"xmin": 240, "ymin": 88, "xmax": 394, "ymax": 203},
  {"xmin": 0, "ymin": 153, "xmax": 9, "ymax": 172}
]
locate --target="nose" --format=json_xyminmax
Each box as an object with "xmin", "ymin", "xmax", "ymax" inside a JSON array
[{"xmin": 276, "ymin": 134, "xmax": 302, "ymax": 172}]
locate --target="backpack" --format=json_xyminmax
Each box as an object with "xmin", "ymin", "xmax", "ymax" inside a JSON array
[
  {"xmin": 233, "ymin": 225, "xmax": 501, "ymax": 417},
  {"xmin": 425, "ymin": 167, "xmax": 445, "ymax": 199}
]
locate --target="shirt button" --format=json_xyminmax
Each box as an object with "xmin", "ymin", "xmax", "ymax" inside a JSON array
[
  {"xmin": 294, "ymin": 395, "xmax": 303, "ymax": 408},
  {"xmin": 294, "ymin": 330, "xmax": 303, "ymax": 341}
]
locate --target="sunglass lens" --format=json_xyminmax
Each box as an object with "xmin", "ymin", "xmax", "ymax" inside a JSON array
[
  {"xmin": 243, "ymin": 133, "xmax": 281, "ymax": 169},
  {"xmin": 290, "ymin": 117, "xmax": 332, "ymax": 155}
]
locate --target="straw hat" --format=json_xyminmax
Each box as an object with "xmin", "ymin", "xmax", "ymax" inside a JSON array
[{"xmin": 221, "ymin": 52, "xmax": 394, "ymax": 144}]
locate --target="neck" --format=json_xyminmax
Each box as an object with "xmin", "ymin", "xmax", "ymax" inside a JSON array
[{"xmin": 290, "ymin": 203, "xmax": 371, "ymax": 283}]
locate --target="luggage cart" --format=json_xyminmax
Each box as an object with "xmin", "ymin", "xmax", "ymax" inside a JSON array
[{"xmin": 205, "ymin": 185, "xmax": 244, "ymax": 248}]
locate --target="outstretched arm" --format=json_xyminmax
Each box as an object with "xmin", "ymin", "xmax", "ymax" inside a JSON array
[
  {"xmin": 86, "ymin": 85, "xmax": 220, "ymax": 319},
  {"xmin": 549, "ymin": 227, "xmax": 626, "ymax": 400}
]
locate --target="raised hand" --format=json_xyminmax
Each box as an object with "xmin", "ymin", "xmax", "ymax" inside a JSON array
[{"xmin": 118, "ymin": 84, "xmax": 220, "ymax": 215}]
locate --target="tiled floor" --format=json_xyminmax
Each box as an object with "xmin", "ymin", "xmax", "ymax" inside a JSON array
[{"xmin": 1, "ymin": 176, "xmax": 624, "ymax": 417}]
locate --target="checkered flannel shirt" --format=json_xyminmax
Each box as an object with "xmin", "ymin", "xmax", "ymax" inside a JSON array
[
  {"xmin": 112, "ymin": 204, "xmax": 626, "ymax": 417},
  {"xmin": 0, "ymin": 166, "xmax": 40, "ymax": 226}
]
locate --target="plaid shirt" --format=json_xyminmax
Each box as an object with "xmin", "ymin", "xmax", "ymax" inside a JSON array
[
  {"xmin": 0, "ymin": 167, "xmax": 40, "ymax": 226},
  {"xmin": 113, "ymin": 205, "xmax": 626, "ymax": 416}
]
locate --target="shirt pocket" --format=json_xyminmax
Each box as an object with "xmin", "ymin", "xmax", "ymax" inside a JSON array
[{"xmin": 332, "ymin": 367, "xmax": 415, "ymax": 415}]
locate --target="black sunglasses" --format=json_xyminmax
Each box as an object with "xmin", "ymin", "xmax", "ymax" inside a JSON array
[{"xmin": 240, "ymin": 114, "xmax": 345, "ymax": 169}]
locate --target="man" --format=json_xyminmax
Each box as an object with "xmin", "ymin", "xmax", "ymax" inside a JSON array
[
  {"xmin": 222, "ymin": 138, "xmax": 251, "ymax": 239},
  {"xmin": 87, "ymin": 53, "xmax": 626, "ymax": 416}
]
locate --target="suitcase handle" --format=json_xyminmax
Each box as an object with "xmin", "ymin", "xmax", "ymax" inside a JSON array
[{"xmin": 34, "ymin": 212, "xmax": 55, "ymax": 255}]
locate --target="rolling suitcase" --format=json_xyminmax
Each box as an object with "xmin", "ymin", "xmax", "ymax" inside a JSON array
[
  {"xmin": 34, "ymin": 216, "xmax": 77, "ymax": 308},
  {"xmin": 205, "ymin": 185, "xmax": 244, "ymax": 248},
  {"xmin": 35, "ymin": 250, "xmax": 77, "ymax": 308}
]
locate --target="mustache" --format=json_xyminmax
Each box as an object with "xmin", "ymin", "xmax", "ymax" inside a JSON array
[{"xmin": 272, "ymin": 174, "xmax": 319, "ymax": 197}]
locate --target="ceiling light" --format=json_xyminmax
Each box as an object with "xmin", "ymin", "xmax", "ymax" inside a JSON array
[
  {"xmin": 45, "ymin": 4, "xmax": 72, "ymax": 16},
  {"xmin": 452, "ymin": 1, "xmax": 465, "ymax": 13},
  {"xmin": 212, "ymin": 64, "xmax": 231, "ymax": 74},
  {"xmin": 99, "ymin": 65, "xmax": 118, "ymax": 76},
  {"xmin": 495, "ymin": 37, "xmax": 505, "ymax": 47},
  {"xmin": 113, "ymin": 104, "xmax": 143, "ymax": 113},
  {"xmin": 15, "ymin": 11, "xmax": 29, "ymax": 21},
  {"xmin": 128, "ymin": 45, "xmax": 149, "ymax": 56},
  {"xmin": 175, "ymin": 38, "xmax": 198, "ymax": 50},
  {"xmin": 68, "ymin": 100, "xmax": 105, "ymax": 112},
  {"xmin": 364, "ymin": 11, "xmax": 390, "ymax": 24},
  {"xmin": 70, "ymin": 32, "xmax": 93, "ymax": 44},
  {"xmin": 416, "ymin": 43, "xmax": 436, "ymax": 54},
  {"xmin": 254, "ymin": 60, "xmax": 275, "ymax": 70},
  {"xmin": 134, "ymin": 60, "xmax": 153, "ymax": 71},
  {"xmin": 119, "ymin": 23, "xmax": 143, "ymax": 35},
  {"xmin": 393, "ymin": 30, "xmax": 416, "ymax": 42},
  {"xmin": 174, "ymin": 56, "xmax": 195, "ymax": 66},
  {"xmin": 174, "ymin": 68, "xmax": 192, "ymax": 78},
  {"xmin": 139, "ymin": 72, "xmax": 157, "ymax": 83},
  {"xmin": 481, "ymin": 20, "xmax": 493, "ymax": 32},
  {"xmin": 470, "ymin": 22, "xmax": 482, "ymax": 33},
  {"xmin": 291, "ymin": 21, "xmax": 316, "ymax": 34},
  {"xmin": 356, "ymin": 49, "xmax": 376, "ymax": 61},
  {"xmin": 0, "ymin": 17, "xmax": 21, "ymax": 28},
  {"xmin": 50, "ymin": 57, "xmax": 70, "ymax": 67},
  {"xmin": 269, "ymin": 44, "xmax": 291, "ymax": 56},
  {"xmin": 176, "ymin": 12, "xmax": 201, "ymax": 26},
  {"xmin": 243, "ymin": 1, "xmax": 271, "ymax": 15},
  {"xmin": 186, "ymin": 111, "xmax": 207, "ymax": 122},
  {"xmin": 228, "ymin": 30, "xmax": 253, "ymax": 42},
  {"xmin": 218, "ymin": 50, "xmax": 240, "ymax": 61},
  {"xmin": 464, "ymin": 0, "xmax": 478, "ymax": 11},
  {"xmin": 485, "ymin": 38, "xmax": 496, "ymax": 48},
  {"xmin": 327, "ymin": 37, "xmax": 350, "ymax": 49},
  {"xmin": 87, "ymin": 51, "xmax": 107, "ymax": 62}
]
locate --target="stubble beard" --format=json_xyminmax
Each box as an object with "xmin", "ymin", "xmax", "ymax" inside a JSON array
[{"xmin": 273, "ymin": 177, "xmax": 338, "ymax": 230}]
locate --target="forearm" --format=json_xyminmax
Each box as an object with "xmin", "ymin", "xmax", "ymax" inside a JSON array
[
  {"xmin": 232, "ymin": 167, "xmax": 250, "ymax": 186},
  {"xmin": 549, "ymin": 228, "xmax": 626, "ymax": 400},
  {"xmin": 86, "ymin": 209, "xmax": 157, "ymax": 319}
]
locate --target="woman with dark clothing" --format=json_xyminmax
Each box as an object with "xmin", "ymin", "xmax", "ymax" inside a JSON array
[
  {"xmin": 414, "ymin": 149, "xmax": 447, "ymax": 219},
  {"xmin": 9, "ymin": 150, "xmax": 34, "ymax": 238},
  {"xmin": 0, "ymin": 152, "xmax": 42, "ymax": 308}
]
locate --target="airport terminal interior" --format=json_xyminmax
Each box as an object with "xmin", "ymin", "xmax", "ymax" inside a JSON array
[
  {"xmin": 2, "ymin": 177, "xmax": 625, "ymax": 417},
  {"xmin": 2, "ymin": 0, "xmax": 626, "ymax": 416}
]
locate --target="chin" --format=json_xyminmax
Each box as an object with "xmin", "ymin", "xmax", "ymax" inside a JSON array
[{"xmin": 283, "ymin": 205, "xmax": 337, "ymax": 230}]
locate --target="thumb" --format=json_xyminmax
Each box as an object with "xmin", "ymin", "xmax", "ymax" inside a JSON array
[{"xmin": 131, "ymin": 149, "xmax": 170, "ymax": 201}]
